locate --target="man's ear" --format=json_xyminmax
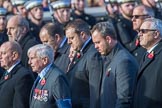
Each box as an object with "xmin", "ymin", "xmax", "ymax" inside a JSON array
[
  {"xmin": 55, "ymin": 34, "xmax": 61, "ymax": 42},
  {"xmin": 12, "ymin": 51, "xmax": 19, "ymax": 61},
  {"xmin": 154, "ymin": 30, "xmax": 160, "ymax": 39},
  {"xmin": 42, "ymin": 57, "xmax": 49, "ymax": 65},
  {"xmin": 105, "ymin": 36, "xmax": 112, "ymax": 43},
  {"xmin": 80, "ymin": 31, "xmax": 86, "ymax": 39}
]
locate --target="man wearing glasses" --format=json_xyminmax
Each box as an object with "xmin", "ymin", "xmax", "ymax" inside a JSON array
[
  {"xmin": 133, "ymin": 18, "xmax": 162, "ymax": 108},
  {"xmin": 131, "ymin": 5, "xmax": 154, "ymax": 63}
]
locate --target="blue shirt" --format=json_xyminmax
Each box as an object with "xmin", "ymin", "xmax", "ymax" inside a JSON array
[{"xmin": 38, "ymin": 63, "xmax": 52, "ymax": 82}]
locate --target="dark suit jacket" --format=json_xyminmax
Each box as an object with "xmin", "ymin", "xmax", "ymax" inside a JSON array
[
  {"xmin": 0, "ymin": 63, "xmax": 34, "ymax": 108},
  {"xmin": 19, "ymin": 33, "xmax": 40, "ymax": 69},
  {"xmin": 133, "ymin": 41, "xmax": 162, "ymax": 108},
  {"xmin": 54, "ymin": 42, "xmax": 70, "ymax": 73},
  {"xmin": 67, "ymin": 40, "xmax": 102, "ymax": 108},
  {"xmin": 100, "ymin": 43, "xmax": 139, "ymax": 108},
  {"xmin": 30, "ymin": 64, "xmax": 71, "ymax": 108}
]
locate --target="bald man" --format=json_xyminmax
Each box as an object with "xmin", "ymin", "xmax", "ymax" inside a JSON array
[{"xmin": 0, "ymin": 41, "xmax": 34, "ymax": 108}]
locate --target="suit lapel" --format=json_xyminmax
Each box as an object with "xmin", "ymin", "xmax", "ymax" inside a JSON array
[
  {"xmin": 138, "ymin": 57, "xmax": 153, "ymax": 78},
  {"xmin": 67, "ymin": 51, "xmax": 83, "ymax": 71},
  {"xmin": 103, "ymin": 43, "xmax": 121, "ymax": 77},
  {"xmin": 67, "ymin": 40, "xmax": 93, "ymax": 72},
  {"xmin": 0, "ymin": 63, "xmax": 21, "ymax": 85},
  {"xmin": 37, "ymin": 66, "xmax": 52, "ymax": 90}
]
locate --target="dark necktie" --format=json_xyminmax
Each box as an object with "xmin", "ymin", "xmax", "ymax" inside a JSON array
[
  {"xmin": 33, "ymin": 76, "xmax": 41, "ymax": 88},
  {"xmin": 4, "ymin": 71, "xmax": 8, "ymax": 76},
  {"xmin": 2, "ymin": 71, "xmax": 9, "ymax": 80},
  {"xmin": 143, "ymin": 52, "xmax": 149, "ymax": 62}
]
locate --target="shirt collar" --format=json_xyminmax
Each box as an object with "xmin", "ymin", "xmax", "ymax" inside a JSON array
[
  {"xmin": 59, "ymin": 37, "xmax": 67, "ymax": 48},
  {"xmin": 147, "ymin": 41, "xmax": 159, "ymax": 53},
  {"xmin": 80, "ymin": 37, "xmax": 91, "ymax": 52},
  {"xmin": 38, "ymin": 63, "xmax": 52, "ymax": 80},
  {"xmin": 7, "ymin": 60, "xmax": 20, "ymax": 73}
]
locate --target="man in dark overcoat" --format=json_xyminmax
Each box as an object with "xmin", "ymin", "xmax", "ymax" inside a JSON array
[
  {"xmin": 0, "ymin": 41, "xmax": 34, "ymax": 108},
  {"xmin": 91, "ymin": 21, "xmax": 139, "ymax": 108},
  {"xmin": 65, "ymin": 19, "xmax": 102, "ymax": 108},
  {"xmin": 133, "ymin": 18, "xmax": 162, "ymax": 108}
]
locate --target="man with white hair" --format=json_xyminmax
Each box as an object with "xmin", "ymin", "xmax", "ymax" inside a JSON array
[
  {"xmin": 133, "ymin": 18, "xmax": 162, "ymax": 108},
  {"xmin": 28, "ymin": 44, "xmax": 72, "ymax": 108}
]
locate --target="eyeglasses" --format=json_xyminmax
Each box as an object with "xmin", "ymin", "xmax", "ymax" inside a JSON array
[
  {"xmin": 132, "ymin": 15, "xmax": 149, "ymax": 19},
  {"xmin": 139, "ymin": 29, "xmax": 157, "ymax": 34}
]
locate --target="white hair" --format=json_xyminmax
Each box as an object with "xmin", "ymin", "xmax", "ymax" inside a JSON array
[{"xmin": 28, "ymin": 44, "xmax": 54, "ymax": 63}]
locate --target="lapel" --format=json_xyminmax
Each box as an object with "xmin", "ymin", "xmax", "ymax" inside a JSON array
[
  {"xmin": 102, "ymin": 56, "xmax": 111, "ymax": 78},
  {"xmin": 55, "ymin": 43, "xmax": 70, "ymax": 60},
  {"xmin": 0, "ymin": 74, "xmax": 8, "ymax": 85},
  {"xmin": 103, "ymin": 43, "xmax": 122, "ymax": 76},
  {"xmin": 67, "ymin": 40, "xmax": 93, "ymax": 72},
  {"xmin": 37, "ymin": 66, "xmax": 52, "ymax": 90},
  {"xmin": 67, "ymin": 51, "xmax": 83, "ymax": 71},
  {"xmin": 0, "ymin": 63, "xmax": 21, "ymax": 85},
  {"xmin": 57, "ymin": 42, "xmax": 69, "ymax": 54},
  {"xmin": 137, "ymin": 41, "xmax": 162, "ymax": 79}
]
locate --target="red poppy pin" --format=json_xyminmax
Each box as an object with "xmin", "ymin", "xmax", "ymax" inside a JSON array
[
  {"xmin": 147, "ymin": 51, "xmax": 154, "ymax": 59},
  {"xmin": 135, "ymin": 39, "xmax": 139, "ymax": 46},
  {"xmin": 77, "ymin": 52, "xmax": 81, "ymax": 59},
  {"xmin": 4, "ymin": 75, "xmax": 9, "ymax": 80},
  {"xmin": 34, "ymin": 88, "xmax": 39, "ymax": 93},
  {"xmin": 40, "ymin": 78, "xmax": 46, "ymax": 86}
]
